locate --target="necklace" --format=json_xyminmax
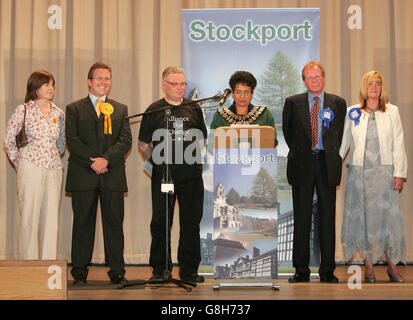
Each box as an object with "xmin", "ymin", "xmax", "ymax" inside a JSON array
[
  {"xmin": 217, "ymin": 105, "xmax": 267, "ymax": 124},
  {"xmin": 367, "ymin": 106, "xmax": 378, "ymax": 120}
]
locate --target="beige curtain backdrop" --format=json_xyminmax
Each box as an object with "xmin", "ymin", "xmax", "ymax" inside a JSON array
[{"xmin": 1, "ymin": 0, "xmax": 412, "ymax": 265}]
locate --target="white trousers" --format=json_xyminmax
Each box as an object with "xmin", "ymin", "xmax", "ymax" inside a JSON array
[{"xmin": 17, "ymin": 160, "xmax": 63, "ymax": 259}]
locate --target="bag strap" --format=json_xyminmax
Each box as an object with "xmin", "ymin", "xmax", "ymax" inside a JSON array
[{"xmin": 22, "ymin": 104, "xmax": 27, "ymax": 127}]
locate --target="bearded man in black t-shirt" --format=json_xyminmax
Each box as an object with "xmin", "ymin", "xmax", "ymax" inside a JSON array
[{"xmin": 138, "ymin": 66, "xmax": 207, "ymax": 283}]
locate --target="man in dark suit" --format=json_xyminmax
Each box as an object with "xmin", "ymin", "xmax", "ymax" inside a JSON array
[
  {"xmin": 66, "ymin": 62, "xmax": 132, "ymax": 285},
  {"xmin": 282, "ymin": 61, "xmax": 346, "ymax": 283}
]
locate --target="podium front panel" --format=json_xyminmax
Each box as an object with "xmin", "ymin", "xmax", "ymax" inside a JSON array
[{"xmin": 212, "ymin": 148, "xmax": 278, "ymax": 285}]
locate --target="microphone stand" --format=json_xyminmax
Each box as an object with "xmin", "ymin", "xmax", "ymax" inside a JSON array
[
  {"xmin": 118, "ymin": 94, "xmax": 223, "ymax": 292},
  {"xmin": 125, "ymin": 94, "xmax": 224, "ymax": 120}
]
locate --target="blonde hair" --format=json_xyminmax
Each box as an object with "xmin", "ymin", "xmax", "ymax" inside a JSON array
[
  {"xmin": 162, "ymin": 66, "xmax": 185, "ymax": 80},
  {"xmin": 359, "ymin": 70, "xmax": 389, "ymax": 112},
  {"xmin": 302, "ymin": 61, "xmax": 325, "ymax": 80}
]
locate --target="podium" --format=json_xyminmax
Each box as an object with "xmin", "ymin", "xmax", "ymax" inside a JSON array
[
  {"xmin": 214, "ymin": 125, "xmax": 275, "ymax": 149},
  {"xmin": 212, "ymin": 125, "xmax": 279, "ymax": 290}
]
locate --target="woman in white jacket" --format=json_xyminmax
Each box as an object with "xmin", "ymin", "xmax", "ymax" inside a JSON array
[{"xmin": 340, "ymin": 70, "xmax": 407, "ymax": 283}]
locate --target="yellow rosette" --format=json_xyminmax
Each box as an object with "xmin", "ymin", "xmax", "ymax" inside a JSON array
[{"xmin": 99, "ymin": 102, "xmax": 114, "ymax": 134}]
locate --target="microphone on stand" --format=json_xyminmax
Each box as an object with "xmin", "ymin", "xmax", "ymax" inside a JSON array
[
  {"xmin": 125, "ymin": 90, "xmax": 232, "ymax": 120},
  {"xmin": 165, "ymin": 108, "xmax": 171, "ymax": 117},
  {"xmin": 217, "ymin": 88, "xmax": 232, "ymax": 107}
]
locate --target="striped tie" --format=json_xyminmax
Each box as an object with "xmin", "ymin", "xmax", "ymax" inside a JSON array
[
  {"xmin": 96, "ymin": 98, "xmax": 102, "ymax": 118},
  {"xmin": 310, "ymin": 96, "xmax": 319, "ymax": 148}
]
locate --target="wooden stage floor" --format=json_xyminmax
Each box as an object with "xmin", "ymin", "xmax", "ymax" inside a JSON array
[{"xmin": 68, "ymin": 265, "xmax": 413, "ymax": 300}]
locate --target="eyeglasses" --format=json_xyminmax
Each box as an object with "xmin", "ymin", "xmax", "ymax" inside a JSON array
[
  {"xmin": 233, "ymin": 90, "xmax": 252, "ymax": 97},
  {"xmin": 93, "ymin": 77, "xmax": 111, "ymax": 82},
  {"xmin": 165, "ymin": 80, "xmax": 187, "ymax": 87},
  {"xmin": 305, "ymin": 75, "xmax": 323, "ymax": 81}
]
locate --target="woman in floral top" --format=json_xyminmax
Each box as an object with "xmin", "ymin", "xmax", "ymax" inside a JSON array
[{"xmin": 3, "ymin": 70, "xmax": 65, "ymax": 260}]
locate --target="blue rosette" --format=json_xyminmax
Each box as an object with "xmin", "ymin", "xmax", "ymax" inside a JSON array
[
  {"xmin": 320, "ymin": 108, "xmax": 334, "ymax": 129},
  {"xmin": 348, "ymin": 107, "xmax": 361, "ymax": 126}
]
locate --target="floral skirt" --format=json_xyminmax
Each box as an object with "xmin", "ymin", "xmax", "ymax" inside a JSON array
[{"xmin": 341, "ymin": 165, "xmax": 406, "ymax": 265}]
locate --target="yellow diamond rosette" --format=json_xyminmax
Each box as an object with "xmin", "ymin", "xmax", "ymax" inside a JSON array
[{"xmin": 100, "ymin": 102, "xmax": 114, "ymax": 134}]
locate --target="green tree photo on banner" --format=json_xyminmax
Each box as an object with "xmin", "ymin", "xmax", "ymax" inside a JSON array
[
  {"xmin": 226, "ymin": 188, "xmax": 241, "ymax": 205},
  {"xmin": 250, "ymin": 167, "xmax": 277, "ymax": 208},
  {"xmin": 256, "ymin": 51, "xmax": 303, "ymax": 125}
]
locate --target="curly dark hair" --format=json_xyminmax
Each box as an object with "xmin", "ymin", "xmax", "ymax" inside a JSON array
[{"xmin": 229, "ymin": 71, "xmax": 257, "ymax": 93}]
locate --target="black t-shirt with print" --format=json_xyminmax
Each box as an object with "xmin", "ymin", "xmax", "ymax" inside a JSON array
[{"xmin": 138, "ymin": 98, "xmax": 207, "ymax": 182}]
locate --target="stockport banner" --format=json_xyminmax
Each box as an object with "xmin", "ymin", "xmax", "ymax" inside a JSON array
[{"xmin": 181, "ymin": 8, "xmax": 320, "ymax": 275}]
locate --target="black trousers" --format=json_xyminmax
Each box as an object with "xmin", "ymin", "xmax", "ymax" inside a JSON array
[
  {"xmin": 149, "ymin": 173, "xmax": 204, "ymax": 276},
  {"xmin": 291, "ymin": 151, "xmax": 336, "ymax": 276},
  {"xmin": 71, "ymin": 188, "xmax": 125, "ymax": 279}
]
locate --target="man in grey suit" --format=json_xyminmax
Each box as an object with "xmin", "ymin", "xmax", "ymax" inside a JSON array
[
  {"xmin": 66, "ymin": 62, "xmax": 132, "ymax": 285},
  {"xmin": 282, "ymin": 61, "xmax": 346, "ymax": 283}
]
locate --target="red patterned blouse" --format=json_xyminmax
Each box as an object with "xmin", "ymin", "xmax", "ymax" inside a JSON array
[{"xmin": 3, "ymin": 100, "xmax": 65, "ymax": 169}]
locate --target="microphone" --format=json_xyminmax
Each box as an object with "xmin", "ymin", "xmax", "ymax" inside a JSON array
[{"xmin": 218, "ymin": 88, "xmax": 232, "ymax": 106}]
